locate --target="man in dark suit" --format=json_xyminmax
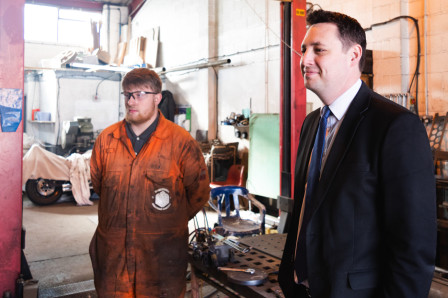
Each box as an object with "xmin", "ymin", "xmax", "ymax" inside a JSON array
[{"xmin": 278, "ymin": 10, "xmax": 437, "ymax": 298}]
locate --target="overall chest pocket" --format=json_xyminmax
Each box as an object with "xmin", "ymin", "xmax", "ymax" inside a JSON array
[{"xmin": 144, "ymin": 170, "xmax": 180, "ymax": 214}]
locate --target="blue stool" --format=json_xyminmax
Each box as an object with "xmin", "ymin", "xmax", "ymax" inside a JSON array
[{"xmin": 209, "ymin": 186, "xmax": 266, "ymax": 237}]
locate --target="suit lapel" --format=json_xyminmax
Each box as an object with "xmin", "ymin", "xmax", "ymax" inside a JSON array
[
  {"xmin": 310, "ymin": 83, "xmax": 372, "ymax": 213},
  {"xmin": 294, "ymin": 109, "xmax": 321, "ymax": 201}
]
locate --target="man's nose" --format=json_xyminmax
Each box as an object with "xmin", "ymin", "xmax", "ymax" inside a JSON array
[
  {"xmin": 301, "ymin": 50, "xmax": 313, "ymax": 66},
  {"xmin": 127, "ymin": 94, "xmax": 137, "ymax": 104}
]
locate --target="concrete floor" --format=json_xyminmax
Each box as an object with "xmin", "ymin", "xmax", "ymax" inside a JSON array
[
  {"xmin": 22, "ymin": 193, "xmax": 448, "ymax": 298},
  {"xmin": 23, "ymin": 194, "xmax": 97, "ymax": 291},
  {"xmin": 22, "ymin": 193, "xmax": 225, "ymax": 298},
  {"xmin": 22, "ymin": 193, "xmax": 97, "ymax": 297}
]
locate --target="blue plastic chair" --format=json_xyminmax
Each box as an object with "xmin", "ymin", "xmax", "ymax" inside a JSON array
[{"xmin": 209, "ymin": 186, "xmax": 266, "ymax": 237}]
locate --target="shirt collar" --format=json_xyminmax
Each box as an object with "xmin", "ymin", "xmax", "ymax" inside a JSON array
[
  {"xmin": 125, "ymin": 112, "xmax": 159, "ymax": 140},
  {"xmin": 327, "ymin": 79, "xmax": 362, "ymax": 120}
]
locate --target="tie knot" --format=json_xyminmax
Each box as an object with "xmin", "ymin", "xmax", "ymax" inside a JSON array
[{"xmin": 322, "ymin": 106, "xmax": 331, "ymax": 121}]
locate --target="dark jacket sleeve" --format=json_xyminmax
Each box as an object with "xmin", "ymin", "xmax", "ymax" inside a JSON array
[{"xmin": 380, "ymin": 112, "xmax": 437, "ymax": 297}]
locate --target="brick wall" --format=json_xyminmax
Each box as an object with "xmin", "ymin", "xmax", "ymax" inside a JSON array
[{"xmin": 312, "ymin": 0, "xmax": 448, "ymax": 116}]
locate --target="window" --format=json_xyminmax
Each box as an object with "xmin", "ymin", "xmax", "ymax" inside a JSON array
[
  {"xmin": 24, "ymin": 4, "xmax": 58, "ymax": 43},
  {"xmin": 24, "ymin": 4, "xmax": 102, "ymax": 47}
]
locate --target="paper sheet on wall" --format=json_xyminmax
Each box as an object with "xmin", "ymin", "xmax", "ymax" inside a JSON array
[{"xmin": 0, "ymin": 88, "xmax": 22, "ymax": 132}]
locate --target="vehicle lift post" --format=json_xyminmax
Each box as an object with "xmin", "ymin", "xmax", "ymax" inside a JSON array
[{"xmin": 278, "ymin": 0, "xmax": 308, "ymax": 233}]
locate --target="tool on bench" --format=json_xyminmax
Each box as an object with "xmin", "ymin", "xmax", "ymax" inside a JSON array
[
  {"xmin": 218, "ymin": 267, "xmax": 255, "ymax": 274},
  {"xmin": 212, "ymin": 234, "xmax": 251, "ymax": 253}
]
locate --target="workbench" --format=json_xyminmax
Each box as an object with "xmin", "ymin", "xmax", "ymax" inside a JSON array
[
  {"xmin": 189, "ymin": 233, "xmax": 286, "ymax": 298},
  {"xmin": 435, "ymin": 177, "xmax": 448, "ymax": 271}
]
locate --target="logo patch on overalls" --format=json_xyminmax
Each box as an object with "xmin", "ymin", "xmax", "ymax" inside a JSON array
[{"xmin": 152, "ymin": 188, "xmax": 171, "ymax": 210}]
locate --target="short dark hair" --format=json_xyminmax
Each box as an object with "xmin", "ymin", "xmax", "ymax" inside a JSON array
[
  {"xmin": 307, "ymin": 10, "xmax": 367, "ymax": 72},
  {"xmin": 122, "ymin": 68, "xmax": 162, "ymax": 93}
]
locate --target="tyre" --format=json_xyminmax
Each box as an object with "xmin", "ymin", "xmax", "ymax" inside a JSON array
[{"xmin": 25, "ymin": 179, "xmax": 63, "ymax": 205}]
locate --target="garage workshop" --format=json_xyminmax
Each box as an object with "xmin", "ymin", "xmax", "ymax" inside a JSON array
[{"xmin": 1, "ymin": 0, "xmax": 448, "ymax": 297}]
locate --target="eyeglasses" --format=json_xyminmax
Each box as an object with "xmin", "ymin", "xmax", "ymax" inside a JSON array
[{"xmin": 121, "ymin": 91, "xmax": 158, "ymax": 101}]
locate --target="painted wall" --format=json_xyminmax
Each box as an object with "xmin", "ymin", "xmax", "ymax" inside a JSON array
[
  {"xmin": 131, "ymin": 0, "xmax": 448, "ymax": 139},
  {"xmin": 131, "ymin": 0, "xmax": 213, "ymax": 140},
  {"xmin": 0, "ymin": 0, "xmax": 24, "ymax": 294},
  {"xmin": 131, "ymin": 0, "xmax": 281, "ymax": 152},
  {"xmin": 23, "ymin": 0, "xmax": 448, "ymax": 143},
  {"xmin": 24, "ymin": 70, "xmax": 122, "ymax": 146}
]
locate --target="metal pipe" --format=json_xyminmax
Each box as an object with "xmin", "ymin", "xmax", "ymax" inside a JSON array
[
  {"xmin": 222, "ymin": 239, "xmax": 250, "ymax": 253},
  {"xmin": 159, "ymin": 59, "xmax": 231, "ymax": 75},
  {"xmin": 212, "ymin": 234, "xmax": 250, "ymax": 253},
  {"xmin": 224, "ymin": 238, "xmax": 251, "ymax": 253},
  {"xmin": 265, "ymin": 0, "xmax": 269, "ymax": 113},
  {"xmin": 69, "ymin": 63, "xmax": 165, "ymax": 74},
  {"xmin": 107, "ymin": 4, "xmax": 111, "ymax": 53},
  {"xmin": 435, "ymin": 266, "xmax": 448, "ymax": 274}
]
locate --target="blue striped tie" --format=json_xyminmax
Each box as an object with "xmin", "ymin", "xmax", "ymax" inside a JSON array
[{"xmin": 295, "ymin": 105, "xmax": 331, "ymax": 282}]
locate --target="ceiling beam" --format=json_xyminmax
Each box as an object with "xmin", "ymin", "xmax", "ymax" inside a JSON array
[
  {"xmin": 25, "ymin": 0, "xmax": 104, "ymax": 11},
  {"xmin": 128, "ymin": 0, "xmax": 145, "ymax": 18}
]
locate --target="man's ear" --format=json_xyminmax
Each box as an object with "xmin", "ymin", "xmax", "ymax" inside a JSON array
[
  {"xmin": 154, "ymin": 93, "xmax": 162, "ymax": 106},
  {"xmin": 350, "ymin": 44, "xmax": 362, "ymax": 66}
]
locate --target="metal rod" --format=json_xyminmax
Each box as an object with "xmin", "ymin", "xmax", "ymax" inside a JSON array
[
  {"xmin": 435, "ymin": 266, "xmax": 448, "ymax": 274},
  {"xmin": 159, "ymin": 59, "xmax": 231, "ymax": 75},
  {"xmin": 222, "ymin": 239, "xmax": 250, "ymax": 253},
  {"xmin": 212, "ymin": 234, "xmax": 250, "ymax": 253},
  {"xmin": 217, "ymin": 267, "xmax": 255, "ymax": 274},
  {"xmin": 69, "ymin": 63, "xmax": 165, "ymax": 74}
]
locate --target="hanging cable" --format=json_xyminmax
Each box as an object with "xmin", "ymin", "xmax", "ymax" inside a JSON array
[
  {"xmin": 364, "ymin": 16, "xmax": 421, "ymax": 115},
  {"xmin": 95, "ymin": 73, "xmax": 117, "ymax": 100},
  {"xmin": 243, "ymin": 0, "xmax": 302, "ymax": 58}
]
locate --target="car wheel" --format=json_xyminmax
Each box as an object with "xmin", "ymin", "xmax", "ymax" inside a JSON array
[{"xmin": 25, "ymin": 179, "xmax": 63, "ymax": 205}]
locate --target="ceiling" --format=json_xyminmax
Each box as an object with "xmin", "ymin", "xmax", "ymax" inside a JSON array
[
  {"xmin": 26, "ymin": 0, "xmax": 147, "ymax": 16},
  {"xmin": 86, "ymin": 0, "xmax": 132, "ymax": 5},
  {"xmin": 26, "ymin": 0, "xmax": 146, "ymax": 19},
  {"xmin": 26, "ymin": 0, "xmax": 135, "ymax": 9}
]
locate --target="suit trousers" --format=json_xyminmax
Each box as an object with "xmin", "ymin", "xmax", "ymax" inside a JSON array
[{"xmin": 287, "ymin": 283, "xmax": 312, "ymax": 298}]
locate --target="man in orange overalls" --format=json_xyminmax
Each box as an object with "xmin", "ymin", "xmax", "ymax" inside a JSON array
[{"xmin": 89, "ymin": 68, "xmax": 210, "ymax": 297}]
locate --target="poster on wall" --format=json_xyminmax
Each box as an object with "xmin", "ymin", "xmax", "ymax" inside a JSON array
[{"xmin": 0, "ymin": 88, "xmax": 23, "ymax": 132}]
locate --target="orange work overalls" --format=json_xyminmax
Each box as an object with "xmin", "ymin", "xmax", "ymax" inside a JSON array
[{"xmin": 89, "ymin": 114, "xmax": 210, "ymax": 297}]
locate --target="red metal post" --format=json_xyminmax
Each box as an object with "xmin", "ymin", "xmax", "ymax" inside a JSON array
[
  {"xmin": 290, "ymin": 0, "xmax": 307, "ymax": 197},
  {"xmin": 0, "ymin": 0, "xmax": 25, "ymax": 295},
  {"xmin": 279, "ymin": 1, "xmax": 289, "ymax": 198},
  {"xmin": 279, "ymin": 0, "xmax": 307, "ymax": 200}
]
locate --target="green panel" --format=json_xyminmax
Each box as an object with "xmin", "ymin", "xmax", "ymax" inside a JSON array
[{"xmin": 247, "ymin": 113, "xmax": 280, "ymax": 198}]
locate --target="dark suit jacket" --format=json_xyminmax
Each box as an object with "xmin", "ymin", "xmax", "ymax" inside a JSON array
[{"xmin": 279, "ymin": 82, "xmax": 437, "ymax": 298}]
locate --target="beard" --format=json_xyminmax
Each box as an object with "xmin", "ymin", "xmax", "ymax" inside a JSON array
[{"xmin": 125, "ymin": 106, "xmax": 158, "ymax": 125}]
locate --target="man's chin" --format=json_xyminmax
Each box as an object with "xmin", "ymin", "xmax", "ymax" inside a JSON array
[
  {"xmin": 125, "ymin": 115, "xmax": 140, "ymax": 124},
  {"xmin": 304, "ymin": 81, "xmax": 314, "ymax": 90},
  {"xmin": 126, "ymin": 115, "xmax": 152, "ymax": 126}
]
